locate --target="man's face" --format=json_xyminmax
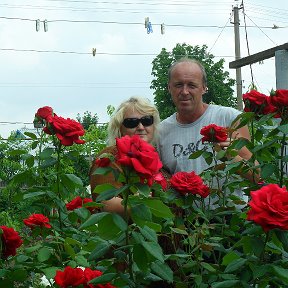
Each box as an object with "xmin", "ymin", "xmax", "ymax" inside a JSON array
[{"xmin": 168, "ymin": 62, "xmax": 206, "ymax": 115}]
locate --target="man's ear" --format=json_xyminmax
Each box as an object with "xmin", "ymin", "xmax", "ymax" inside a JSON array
[{"xmin": 167, "ymin": 83, "xmax": 171, "ymax": 93}]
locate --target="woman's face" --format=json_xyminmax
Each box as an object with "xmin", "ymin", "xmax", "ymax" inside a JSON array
[{"xmin": 120, "ymin": 108, "xmax": 155, "ymax": 143}]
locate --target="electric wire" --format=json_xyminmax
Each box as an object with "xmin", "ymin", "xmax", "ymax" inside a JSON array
[{"xmin": 241, "ymin": 1, "xmax": 255, "ymax": 87}]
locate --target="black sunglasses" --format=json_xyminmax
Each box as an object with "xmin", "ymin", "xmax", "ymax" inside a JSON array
[{"xmin": 122, "ymin": 115, "xmax": 154, "ymax": 129}]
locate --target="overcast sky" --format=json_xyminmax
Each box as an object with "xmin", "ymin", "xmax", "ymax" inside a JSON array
[{"xmin": 0, "ymin": 0, "xmax": 287, "ymax": 138}]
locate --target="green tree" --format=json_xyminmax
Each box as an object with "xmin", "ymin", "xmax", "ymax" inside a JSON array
[
  {"xmin": 151, "ymin": 43, "xmax": 236, "ymax": 119},
  {"xmin": 76, "ymin": 111, "xmax": 99, "ymax": 130}
]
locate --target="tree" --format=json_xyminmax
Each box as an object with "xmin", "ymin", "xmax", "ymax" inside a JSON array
[
  {"xmin": 76, "ymin": 111, "xmax": 99, "ymax": 130},
  {"xmin": 151, "ymin": 43, "xmax": 236, "ymax": 119}
]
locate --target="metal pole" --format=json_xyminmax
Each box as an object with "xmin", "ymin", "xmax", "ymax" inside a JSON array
[
  {"xmin": 275, "ymin": 49, "xmax": 288, "ymax": 89},
  {"xmin": 233, "ymin": 5, "xmax": 243, "ymax": 110}
]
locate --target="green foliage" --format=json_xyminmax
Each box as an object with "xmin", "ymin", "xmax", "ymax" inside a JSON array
[
  {"xmin": 2, "ymin": 109, "xmax": 288, "ymax": 287},
  {"xmin": 76, "ymin": 111, "xmax": 99, "ymax": 130},
  {"xmin": 151, "ymin": 43, "xmax": 236, "ymax": 119}
]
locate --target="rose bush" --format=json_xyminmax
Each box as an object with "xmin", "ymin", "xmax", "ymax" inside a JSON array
[{"xmin": 2, "ymin": 94, "xmax": 288, "ymax": 287}]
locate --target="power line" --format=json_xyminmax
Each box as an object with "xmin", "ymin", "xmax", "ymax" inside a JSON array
[{"xmin": 0, "ymin": 15, "xmax": 285, "ymax": 29}]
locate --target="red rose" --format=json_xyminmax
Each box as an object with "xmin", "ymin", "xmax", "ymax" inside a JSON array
[
  {"xmin": 200, "ymin": 124, "xmax": 228, "ymax": 143},
  {"xmin": 54, "ymin": 266, "xmax": 85, "ymax": 287},
  {"xmin": 170, "ymin": 171, "xmax": 210, "ymax": 198},
  {"xmin": 45, "ymin": 115, "xmax": 85, "ymax": 146},
  {"xmin": 271, "ymin": 89, "xmax": 288, "ymax": 107},
  {"xmin": 247, "ymin": 184, "xmax": 288, "ymax": 232},
  {"xmin": 95, "ymin": 157, "xmax": 111, "ymax": 168},
  {"xmin": 23, "ymin": 213, "xmax": 51, "ymax": 229},
  {"xmin": 153, "ymin": 172, "xmax": 168, "ymax": 190},
  {"xmin": 35, "ymin": 106, "xmax": 54, "ymax": 122},
  {"xmin": 270, "ymin": 90, "xmax": 288, "ymax": 120},
  {"xmin": 0, "ymin": 225, "xmax": 23, "ymax": 259},
  {"xmin": 83, "ymin": 267, "xmax": 116, "ymax": 288},
  {"xmin": 66, "ymin": 196, "xmax": 96, "ymax": 213},
  {"xmin": 116, "ymin": 135, "xmax": 162, "ymax": 185},
  {"xmin": 243, "ymin": 90, "xmax": 276, "ymax": 115}
]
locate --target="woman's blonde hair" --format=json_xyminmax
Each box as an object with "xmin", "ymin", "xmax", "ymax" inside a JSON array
[{"xmin": 107, "ymin": 97, "xmax": 160, "ymax": 146}]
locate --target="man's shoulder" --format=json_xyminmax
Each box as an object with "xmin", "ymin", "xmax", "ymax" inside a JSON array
[
  {"xmin": 208, "ymin": 104, "xmax": 241, "ymax": 117},
  {"xmin": 160, "ymin": 113, "xmax": 176, "ymax": 125}
]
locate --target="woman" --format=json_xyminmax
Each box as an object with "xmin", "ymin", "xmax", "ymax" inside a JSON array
[{"xmin": 90, "ymin": 96, "xmax": 163, "ymax": 215}]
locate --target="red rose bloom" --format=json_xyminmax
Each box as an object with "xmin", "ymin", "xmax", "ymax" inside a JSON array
[
  {"xmin": 66, "ymin": 196, "xmax": 96, "ymax": 213},
  {"xmin": 116, "ymin": 135, "xmax": 162, "ymax": 185},
  {"xmin": 170, "ymin": 171, "xmax": 210, "ymax": 198},
  {"xmin": 247, "ymin": 184, "xmax": 288, "ymax": 232},
  {"xmin": 35, "ymin": 106, "xmax": 54, "ymax": 122},
  {"xmin": 153, "ymin": 172, "xmax": 168, "ymax": 190},
  {"xmin": 200, "ymin": 124, "xmax": 228, "ymax": 143},
  {"xmin": 47, "ymin": 115, "xmax": 85, "ymax": 146},
  {"xmin": 54, "ymin": 266, "xmax": 85, "ymax": 287},
  {"xmin": 243, "ymin": 90, "xmax": 276, "ymax": 115},
  {"xmin": 95, "ymin": 157, "xmax": 111, "ymax": 168},
  {"xmin": 0, "ymin": 225, "xmax": 23, "ymax": 259},
  {"xmin": 83, "ymin": 268, "xmax": 116, "ymax": 288},
  {"xmin": 23, "ymin": 213, "xmax": 51, "ymax": 229},
  {"xmin": 270, "ymin": 89, "xmax": 288, "ymax": 107},
  {"xmin": 270, "ymin": 89, "xmax": 288, "ymax": 120}
]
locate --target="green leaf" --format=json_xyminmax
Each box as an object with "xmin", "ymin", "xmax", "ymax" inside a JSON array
[
  {"xmin": 92, "ymin": 183, "xmax": 120, "ymax": 194},
  {"xmin": 93, "ymin": 166, "xmax": 113, "ymax": 175},
  {"xmin": 75, "ymin": 255, "xmax": 89, "ymax": 267},
  {"xmin": 139, "ymin": 226, "xmax": 158, "ymax": 242},
  {"xmin": 11, "ymin": 269, "xmax": 28, "ymax": 281},
  {"xmin": 64, "ymin": 242, "xmax": 76, "ymax": 259},
  {"xmin": 189, "ymin": 149, "xmax": 205, "ymax": 159},
  {"xmin": 133, "ymin": 183, "xmax": 151, "ymax": 197},
  {"xmin": 141, "ymin": 241, "xmax": 164, "ymax": 263},
  {"xmin": 272, "ymin": 265, "xmax": 288, "ymax": 284},
  {"xmin": 211, "ymin": 280, "xmax": 240, "ymax": 288},
  {"xmin": 88, "ymin": 242, "xmax": 112, "ymax": 261},
  {"xmin": 24, "ymin": 131, "xmax": 37, "ymax": 139},
  {"xmin": 133, "ymin": 243, "xmax": 149, "ymax": 272},
  {"xmin": 224, "ymin": 258, "xmax": 247, "ymax": 273},
  {"xmin": 142, "ymin": 199, "xmax": 173, "ymax": 219},
  {"xmin": 200, "ymin": 262, "xmax": 216, "ymax": 272},
  {"xmin": 170, "ymin": 227, "xmax": 188, "ymax": 235},
  {"xmin": 62, "ymin": 173, "xmax": 83, "ymax": 189},
  {"xmin": 23, "ymin": 191, "xmax": 46, "ymax": 199},
  {"xmin": 278, "ymin": 123, "xmax": 288, "ymax": 134},
  {"xmin": 79, "ymin": 212, "xmax": 109, "ymax": 229},
  {"xmin": 89, "ymin": 273, "xmax": 117, "ymax": 284},
  {"xmin": 151, "ymin": 260, "xmax": 173, "ymax": 282},
  {"xmin": 41, "ymin": 267, "xmax": 59, "ymax": 280},
  {"xmin": 221, "ymin": 251, "xmax": 240, "ymax": 266},
  {"xmin": 39, "ymin": 147, "xmax": 54, "ymax": 160},
  {"xmin": 274, "ymin": 229, "xmax": 288, "ymax": 251},
  {"xmin": 7, "ymin": 149, "xmax": 27, "ymax": 156},
  {"xmin": 41, "ymin": 158, "xmax": 57, "ymax": 168},
  {"xmin": 131, "ymin": 203, "xmax": 152, "ymax": 222},
  {"xmin": 98, "ymin": 214, "xmax": 123, "ymax": 240},
  {"xmin": 96, "ymin": 188, "xmax": 120, "ymax": 202},
  {"xmin": 73, "ymin": 207, "xmax": 90, "ymax": 220},
  {"xmin": 112, "ymin": 213, "xmax": 128, "ymax": 231},
  {"xmin": 260, "ymin": 163, "xmax": 276, "ymax": 179},
  {"xmin": 37, "ymin": 247, "xmax": 52, "ymax": 262}
]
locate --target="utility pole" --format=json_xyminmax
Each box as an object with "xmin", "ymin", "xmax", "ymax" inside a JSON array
[{"xmin": 232, "ymin": 4, "xmax": 243, "ymax": 110}]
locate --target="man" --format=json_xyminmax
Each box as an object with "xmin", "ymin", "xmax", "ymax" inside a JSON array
[{"xmin": 156, "ymin": 58, "xmax": 252, "ymax": 176}]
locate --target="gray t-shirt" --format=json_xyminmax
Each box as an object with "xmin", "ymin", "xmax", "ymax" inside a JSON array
[{"xmin": 156, "ymin": 104, "xmax": 241, "ymax": 175}]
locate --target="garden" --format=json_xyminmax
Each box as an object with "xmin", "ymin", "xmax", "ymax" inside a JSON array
[{"xmin": 1, "ymin": 89, "xmax": 288, "ymax": 288}]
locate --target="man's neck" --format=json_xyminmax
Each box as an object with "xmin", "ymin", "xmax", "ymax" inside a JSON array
[{"xmin": 176, "ymin": 103, "xmax": 209, "ymax": 124}]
